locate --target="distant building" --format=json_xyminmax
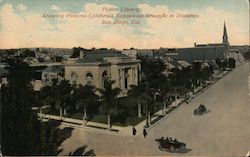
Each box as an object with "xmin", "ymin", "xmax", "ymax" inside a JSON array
[
  {"xmin": 41, "ymin": 65, "xmax": 64, "ymax": 86},
  {"xmin": 64, "ymin": 50, "xmax": 141, "ymax": 96},
  {"xmin": 177, "ymin": 46, "xmax": 226, "ymax": 63},
  {"xmin": 121, "ymin": 49, "xmax": 137, "ymax": 57},
  {"xmin": 177, "ymin": 22, "xmax": 230, "ymax": 63},
  {"xmin": 122, "ymin": 48, "xmax": 178, "ymax": 61}
]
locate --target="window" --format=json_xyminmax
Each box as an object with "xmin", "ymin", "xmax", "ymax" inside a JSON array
[
  {"xmin": 71, "ymin": 72, "xmax": 78, "ymax": 84},
  {"xmin": 86, "ymin": 72, "xmax": 93, "ymax": 86}
]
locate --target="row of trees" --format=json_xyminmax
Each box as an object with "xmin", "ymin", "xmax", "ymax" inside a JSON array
[
  {"xmin": 38, "ymin": 77, "xmax": 121, "ymax": 130},
  {"xmin": 216, "ymin": 57, "xmax": 236, "ymax": 70},
  {"xmin": 127, "ymin": 57, "xmax": 215, "ymax": 126},
  {"xmin": 0, "ymin": 61, "xmax": 73, "ymax": 155}
]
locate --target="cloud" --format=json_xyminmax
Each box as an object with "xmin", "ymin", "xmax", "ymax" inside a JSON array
[
  {"xmin": 16, "ymin": 4, "xmax": 26, "ymax": 11},
  {"xmin": 50, "ymin": 4, "xmax": 60, "ymax": 11},
  {"xmin": 136, "ymin": 4, "xmax": 249, "ymax": 48},
  {"xmin": 245, "ymin": 0, "xmax": 249, "ymax": 5},
  {"xmin": 0, "ymin": 3, "xmax": 248, "ymax": 49}
]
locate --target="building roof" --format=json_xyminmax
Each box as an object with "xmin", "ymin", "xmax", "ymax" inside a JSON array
[
  {"xmin": 43, "ymin": 65, "xmax": 64, "ymax": 73},
  {"xmin": 178, "ymin": 60, "xmax": 192, "ymax": 68},
  {"xmin": 164, "ymin": 61, "xmax": 182, "ymax": 70},
  {"xmin": 76, "ymin": 51, "xmax": 128, "ymax": 63},
  {"xmin": 177, "ymin": 46, "xmax": 226, "ymax": 63}
]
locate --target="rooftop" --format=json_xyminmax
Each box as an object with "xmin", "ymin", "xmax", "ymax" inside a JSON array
[
  {"xmin": 76, "ymin": 51, "xmax": 129, "ymax": 63},
  {"xmin": 43, "ymin": 65, "xmax": 64, "ymax": 73}
]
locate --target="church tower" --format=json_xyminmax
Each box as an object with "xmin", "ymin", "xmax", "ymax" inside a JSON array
[
  {"xmin": 222, "ymin": 21, "xmax": 230, "ymax": 59},
  {"xmin": 222, "ymin": 21, "xmax": 229, "ymax": 44}
]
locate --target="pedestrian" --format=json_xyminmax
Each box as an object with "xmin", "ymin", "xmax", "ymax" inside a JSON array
[
  {"xmin": 174, "ymin": 139, "xmax": 177, "ymax": 143},
  {"xmin": 132, "ymin": 126, "xmax": 137, "ymax": 135},
  {"xmin": 143, "ymin": 128, "xmax": 147, "ymax": 138},
  {"xmin": 170, "ymin": 137, "xmax": 173, "ymax": 142}
]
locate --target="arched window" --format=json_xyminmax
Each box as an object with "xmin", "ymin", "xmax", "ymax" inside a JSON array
[
  {"xmin": 71, "ymin": 72, "xmax": 78, "ymax": 84},
  {"xmin": 85, "ymin": 72, "xmax": 93, "ymax": 86}
]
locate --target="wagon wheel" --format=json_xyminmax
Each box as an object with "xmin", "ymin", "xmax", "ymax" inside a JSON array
[
  {"xmin": 180, "ymin": 145, "xmax": 185, "ymax": 149},
  {"xmin": 199, "ymin": 110, "xmax": 202, "ymax": 115},
  {"xmin": 170, "ymin": 146, "xmax": 175, "ymax": 152},
  {"xmin": 158, "ymin": 145, "xmax": 163, "ymax": 150}
]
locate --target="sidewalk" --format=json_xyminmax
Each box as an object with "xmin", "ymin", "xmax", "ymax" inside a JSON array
[{"xmin": 37, "ymin": 99, "xmax": 183, "ymax": 137}]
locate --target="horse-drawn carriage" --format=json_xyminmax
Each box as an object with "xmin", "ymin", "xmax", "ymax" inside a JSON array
[
  {"xmin": 155, "ymin": 137, "xmax": 186, "ymax": 152},
  {"xmin": 194, "ymin": 104, "xmax": 207, "ymax": 115}
]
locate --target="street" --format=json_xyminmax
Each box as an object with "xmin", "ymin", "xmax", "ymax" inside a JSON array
[{"xmin": 59, "ymin": 62, "xmax": 250, "ymax": 156}]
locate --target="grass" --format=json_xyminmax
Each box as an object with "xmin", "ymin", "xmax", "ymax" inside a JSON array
[
  {"xmin": 88, "ymin": 114, "xmax": 145, "ymax": 127},
  {"xmin": 126, "ymin": 117, "xmax": 145, "ymax": 126},
  {"xmin": 89, "ymin": 115, "xmax": 107, "ymax": 124},
  {"xmin": 70, "ymin": 113, "xmax": 83, "ymax": 120}
]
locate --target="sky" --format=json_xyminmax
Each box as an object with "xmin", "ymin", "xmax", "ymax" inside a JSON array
[{"xmin": 0, "ymin": 0, "xmax": 249, "ymax": 49}]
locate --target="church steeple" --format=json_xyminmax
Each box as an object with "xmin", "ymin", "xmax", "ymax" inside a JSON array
[{"xmin": 223, "ymin": 21, "xmax": 228, "ymax": 44}]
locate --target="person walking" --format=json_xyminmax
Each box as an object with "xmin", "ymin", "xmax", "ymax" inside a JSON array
[
  {"xmin": 143, "ymin": 128, "xmax": 147, "ymax": 138},
  {"xmin": 132, "ymin": 126, "xmax": 137, "ymax": 135}
]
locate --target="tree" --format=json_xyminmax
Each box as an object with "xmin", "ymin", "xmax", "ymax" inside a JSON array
[
  {"xmin": 0, "ymin": 61, "xmax": 41, "ymax": 155},
  {"xmin": 38, "ymin": 86, "xmax": 54, "ymax": 119},
  {"xmin": 228, "ymin": 58, "xmax": 236, "ymax": 69},
  {"xmin": 140, "ymin": 86, "xmax": 153, "ymax": 126},
  {"xmin": 54, "ymin": 80, "xmax": 72, "ymax": 119},
  {"xmin": 221, "ymin": 59, "xmax": 228, "ymax": 70},
  {"xmin": 98, "ymin": 79, "xmax": 121, "ymax": 130},
  {"xmin": 140, "ymin": 58, "xmax": 165, "ymax": 87},
  {"xmin": 128, "ymin": 83, "xmax": 146, "ymax": 118},
  {"xmin": 21, "ymin": 49, "xmax": 36, "ymax": 58},
  {"xmin": 74, "ymin": 85, "xmax": 99, "ymax": 125},
  {"xmin": 201, "ymin": 66, "xmax": 214, "ymax": 82},
  {"xmin": 158, "ymin": 76, "xmax": 170, "ymax": 115},
  {"xmin": 0, "ymin": 60, "xmax": 72, "ymax": 155}
]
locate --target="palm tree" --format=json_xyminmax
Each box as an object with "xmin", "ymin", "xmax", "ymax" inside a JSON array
[
  {"xmin": 54, "ymin": 80, "xmax": 72, "ymax": 119},
  {"xmin": 128, "ymin": 83, "xmax": 146, "ymax": 118},
  {"xmin": 38, "ymin": 86, "xmax": 53, "ymax": 119},
  {"xmin": 140, "ymin": 89, "xmax": 153, "ymax": 127},
  {"xmin": 158, "ymin": 77, "xmax": 170, "ymax": 115},
  {"xmin": 74, "ymin": 85, "xmax": 98, "ymax": 125},
  {"xmin": 98, "ymin": 79, "xmax": 121, "ymax": 130}
]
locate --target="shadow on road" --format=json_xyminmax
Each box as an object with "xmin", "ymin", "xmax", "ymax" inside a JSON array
[
  {"xmin": 160, "ymin": 148, "xmax": 192, "ymax": 154},
  {"xmin": 47, "ymin": 120, "xmax": 74, "ymax": 155},
  {"xmin": 173, "ymin": 148, "xmax": 192, "ymax": 154},
  {"xmin": 60, "ymin": 127, "xmax": 74, "ymax": 140},
  {"xmin": 68, "ymin": 145, "xmax": 96, "ymax": 156}
]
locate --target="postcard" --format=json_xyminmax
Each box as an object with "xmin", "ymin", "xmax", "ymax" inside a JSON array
[{"xmin": 0, "ymin": 0, "xmax": 249, "ymax": 156}]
